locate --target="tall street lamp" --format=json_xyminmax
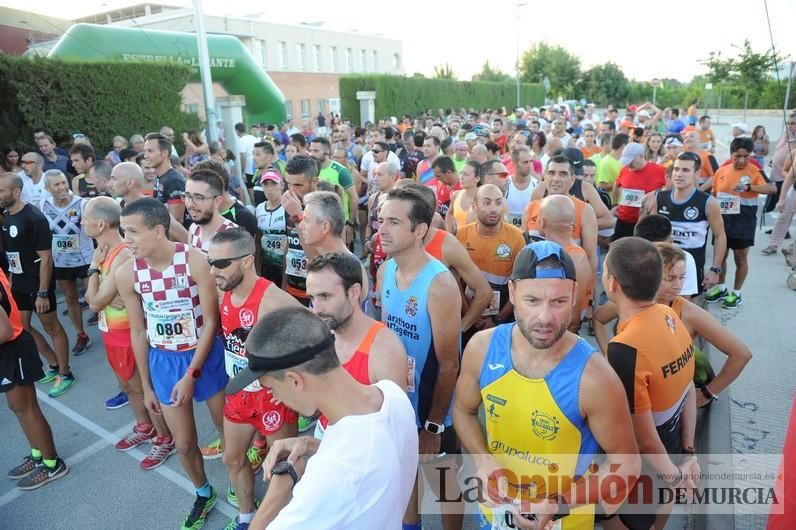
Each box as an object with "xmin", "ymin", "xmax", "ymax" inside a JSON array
[{"xmin": 515, "ymin": 2, "xmax": 527, "ymax": 108}]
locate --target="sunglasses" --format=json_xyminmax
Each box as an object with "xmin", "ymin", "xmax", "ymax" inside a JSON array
[
  {"xmin": 372, "ymin": 149, "xmax": 384, "ymax": 154},
  {"xmin": 21, "ymin": 160, "xmax": 38, "ymax": 165},
  {"xmin": 207, "ymin": 254, "xmax": 251, "ymax": 269}
]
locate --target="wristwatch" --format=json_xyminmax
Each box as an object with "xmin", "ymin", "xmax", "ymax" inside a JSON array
[
  {"xmin": 345, "ymin": 220, "xmax": 358, "ymax": 228},
  {"xmin": 709, "ymin": 266, "xmax": 722, "ymax": 275},
  {"xmin": 186, "ymin": 367, "xmax": 201, "ymax": 379},
  {"xmin": 36, "ymin": 291, "xmax": 49, "ymax": 299},
  {"xmin": 682, "ymin": 445, "xmax": 696, "ymax": 455},
  {"xmin": 550, "ymin": 493, "xmax": 571, "ymax": 521},
  {"xmin": 86, "ymin": 268, "xmax": 101, "ymax": 277},
  {"xmin": 271, "ymin": 460, "xmax": 299, "ymax": 486},
  {"xmin": 698, "ymin": 385, "xmax": 718, "ymax": 402},
  {"xmin": 424, "ymin": 420, "xmax": 445, "ymax": 435}
]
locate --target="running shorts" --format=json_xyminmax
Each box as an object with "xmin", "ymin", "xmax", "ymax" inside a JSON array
[
  {"xmin": 224, "ymin": 388, "xmax": 298, "ymax": 436},
  {"xmin": 148, "ymin": 335, "xmax": 227, "ymax": 405},
  {"xmin": 0, "ymin": 331, "xmax": 44, "ymax": 393}
]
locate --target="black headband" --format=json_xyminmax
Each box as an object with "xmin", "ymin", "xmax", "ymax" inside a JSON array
[{"xmin": 246, "ymin": 333, "xmax": 335, "ymax": 372}]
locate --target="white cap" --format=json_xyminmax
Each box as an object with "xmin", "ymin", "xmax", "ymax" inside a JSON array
[
  {"xmin": 732, "ymin": 122, "xmax": 749, "ymax": 133},
  {"xmin": 619, "ymin": 142, "xmax": 645, "ymax": 165},
  {"xmin": 638, "ymin": 110, "xmax": 651, "ymax": 118}
]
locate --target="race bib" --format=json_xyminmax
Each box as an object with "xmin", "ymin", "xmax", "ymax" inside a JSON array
[
  {"xmin": 717, "ymin": 192, "xmax": 740, "ymax": 215},
  {"xmin": 98, "ymin": 310, "xmax": 109, "ymax": 333},
  {"xmin": 224, "ymin": 349, "xmax": 262, "ymax": 391},
  {"xmin": 7, "ymin": 252, "xmax": 22, "ymax": 274},
  {"xmin": 466, "ymin": 286, "xmax": 502, "ymax": 317},
  {"xmin": 145, "ymin": 309, "xmax": 197, "ymax": 348},
  {"xmin": 53, "ymin": 234, "xmax": 80, "ymax": 253},
  {"xmin": 262, "ymin": 233, "xmax": 286, "ymax": 254},
  {"xmin": 285, "ymin": 247, "xmax": 307, "ymax": 278},
  {"xmin": 619, "ymin": 188, "xmax": 645, "ymax": 208},
  {"xmin": 504, "ymin": 212, "xmax": 523, "ymax": 228},
  {"xmin": 406, "ymin": 356, "xmax": 416, "ymax": 393}
]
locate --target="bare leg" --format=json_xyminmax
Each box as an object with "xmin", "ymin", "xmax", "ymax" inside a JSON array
[
  {"xmin": 161, "ymin": 401, "xmax": 207, "ymax": 488},
  {"xmin": 6, "ymin": 384, "xmax": 57, "ymax": 460},
  {"xmin": 222, "ymin": 420, "xmax": 257, "ymax": 514},
  {"xmin": 732, "ymin": 248, "xmax": 749, "ymax": 290},
  {"xmin": 35, "ymin": 311, "xmax": 70, "ymax": 375},
  {"xmin": 19, "ymin": 311, "xmax": 57, "ymax": 368},
  {"xmin": 58, "ymin": 279, "xmax": 85, "ymax": 336}
]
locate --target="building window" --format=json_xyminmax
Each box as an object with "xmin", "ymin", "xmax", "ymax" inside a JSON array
[
  {"xmin": 360, "ymin": 49, "xmax": 367, "ymax": 73},
  {"xmin": 296, "ymin": 43, "xmax": 306, "ymax": 71},
  {"xmin": 317, "ymin": 99, "xmax": 327, "ymax": 114},
  {"xmin": 253, "ymin": 39, "xmax": 267, "ymax": 68},
  {"xmin": 371, "ymin": 50, "xmax": 378, "ymax": 72},
  {"xmin": 300, "ymin": 99, "xmax": 311, "ymax": 119},
  {"xmin": 345, "ymin": 48, "xmax": 352, "ymax": 73},
  {"xmin": 313, "ymin": 44, "xmax": 321, "ymax": 72},
  {"xmin": 329, "ymin": 46, "xmax": 337, "ymax": 73},
  {"xmin": 277, "ymin": 41, "xmax": 287, "ymax": 70},
  {"xmin": 393, "ymin": 53, "xmax": 401, "ymax": 70},
  {"xmin": 284, "ymin": 100, "xmax": 293, "ymax": 120},
  {"xmin": 184, "ymin": 103, "xmax": 200, "ymax": 114}
]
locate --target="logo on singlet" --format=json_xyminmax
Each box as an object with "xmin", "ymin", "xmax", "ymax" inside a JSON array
[
  {"xmin": 262, "ymin": 410, "xmax": 282, "ymax": 431},
  {"xmin": 665, "ymin": 314, "xmax": 676, "ymax": 334},
  {"xmin": 405, "ymin": 296, "xmax": 418, "ymax": 317},
  {"xmin": 140, "ymin": 282, "xmax": 152, "ymax": 293},
  {"xmin": 531, "ymin": 410, "xmax": 560, "ymax": 441},
  {"xmin": 496, "ymin": 243, "xmax": 512, "ymax": 259},
  {"xmin": 239, "ymin": 308, "xmax": 255, "ymax": 329},
  {"xmin": 684, "ymin": 206, "xmax": 699, "ymax": 220}
]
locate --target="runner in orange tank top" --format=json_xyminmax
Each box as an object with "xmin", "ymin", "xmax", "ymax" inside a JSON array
[{"xmin": 306, "ymin": 252, "xmax": 409, "ymax": 435}]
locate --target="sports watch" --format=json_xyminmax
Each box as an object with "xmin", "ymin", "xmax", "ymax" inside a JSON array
[
  {"xmin": 709, "ymin": 266, "xmax": 722, "ymax": 275},
  {"xmin": 86, "ymin": 268, "xmax": 101, "ymax": 277},
  {"xmin": 186, "ymin": 367, "xmax": 201, "ymax": 379},
  {"xmin": 36, "ymin": 291, "xmax": 49, "ymax": 299},
  {"xmin": 424, "ymin": 420, "xmax": 445, "ymax": 435},
  {"xmin": 272, "ymin": 460, "xmax": 299, "ymax": 486}
]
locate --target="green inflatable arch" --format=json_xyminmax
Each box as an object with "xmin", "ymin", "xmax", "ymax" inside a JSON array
[{"xmin": 48, "ymin": 23, "xmax": 286, "ymax": 124}]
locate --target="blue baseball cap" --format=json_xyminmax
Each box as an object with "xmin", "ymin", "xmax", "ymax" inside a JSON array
[{"xmin": 510, "ymin": 241, "xmax": 577, "ymax": 281}]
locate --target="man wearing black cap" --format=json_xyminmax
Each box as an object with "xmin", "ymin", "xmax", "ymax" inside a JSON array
[
  {"xmin": 226, "ymin": 307, "xmax": 418, "ymax": 529},
  {"xmin": 453, "ymin": 241, "xmax": 640, "ymax": 529}
]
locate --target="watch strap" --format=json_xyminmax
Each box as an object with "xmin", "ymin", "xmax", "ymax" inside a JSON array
[{"xmin": 273, "ymin": 461, "xmax": 298, "ymax": 486}]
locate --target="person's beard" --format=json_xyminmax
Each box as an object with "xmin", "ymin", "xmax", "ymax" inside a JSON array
[
  {"xmin": 192, "ymin": 209, "xmax": 213, "ymax": 225},
  {"xmin": 217, "ymin": 268, "xmax": 244, "ymax": 292},
  {"xmin": 316, "ymin": 300, "xmax": 354, "ymax": 330},
  {"xmin": 516, "ymin": 315, "xmax": 569, "ymax": 350}
]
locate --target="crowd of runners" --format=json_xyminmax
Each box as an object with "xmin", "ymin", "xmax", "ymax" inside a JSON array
[{"xmin": 2, "ymin": 101, "xmax": 794, "ymax": 529}]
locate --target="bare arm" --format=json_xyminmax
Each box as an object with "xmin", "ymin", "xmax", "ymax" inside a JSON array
[
  {"xmin": 187, "ymin": 249, "xmax": 220, "ymax": 371},
  {"xmin": 35, "ymin": 249, "xmax": 53, "ymax": 292},
  {"xmin": 167, "ymin": 215, "xmax": 189, "ymax": 243},
  {"xmin": 444, "ymin": 191, "xmax": 458, "ymax": 235},
  {"xmin": 425, "ymin": 272, "xmax": 462, "ymax": 425},
  {"xmin": 582, "ymin": 181, "xmax": 613, "ymax": 229},
  {"xmin": 167, "ymin": 202, "xmax": 186, "ymax": 227},
  {"xmin": 706, "ymin": 198, "xmax": 727, "ymax": 271},
  {"xmin": 370, "ymin": 328, "xmax": 410, "ymax": 389},
  {"xmin": 345, "ymin": 185, "xmax": 358, "ymax": 221},
  {"xmin": 71, "ymin": 176, "xmax": 81, "ymax": 195},
  {"xmin": 445, "ymin": 237, "xmax": 492, "ymax": 331},
  {"xmin": 579, "ymin": 204, "xmax": 599, "ymax": 301},
  {"xmin": 85, "ymin": 247, "xmax": 133, "ymax": 312},
  {"xmin": 592, "ymin": 301, "xmax": 618, "ymax": 354}
]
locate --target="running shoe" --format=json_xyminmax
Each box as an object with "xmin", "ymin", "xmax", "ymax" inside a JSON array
[
  {"xmin": 72, "ymin": 333, "xmax": 91, "ymax": 355},
  {"xmin": 140, "ymin": 437, "xmax": 175, "ymax": 470},
  {"xmin": 722, "ymin": 293, "xmax": 743, "ymax": 309},
  {"xmin": 87, "ymin": 312, "xmax": 99, "ymax": 325},
  {"xmin": 200, "ymin": 438, "xmax": 223, "ymax": 460},
  {"xmin": 7, "ymin": 455, "xmax": 41, "ymax": 480},
  {"xmin": 16, "ymin": 458, "xmax": 68, "ymax": 490},
  {"xmin": 224, "ymin": 516, "xmax": 249, "ymax": 530},
  {"xmin": 761, "ymin": 245, "xmax": 778, "ymax": 255},
  {"xmin": 181, "ymin": 487, "xmax": 217, "ymax": 530},
  {"xmin": 78, "ymin": 298, "xmax": 89, "ymax": 309},
  {"xmin": 48, "ymin": 374, "xmax": 76, "ymax": 398},
  {"xmin": 116, "ymin": 423, "xmax": 156, "ymax": 452},
  {"xmin": 39, "ymin": 368, "xmax": 58, "ymax": 384},
  {"xmin": 704, "ymin": 286, "xmax": 729, "ymax": 303},
  {"xmin": 226, "ymin": 484, "xmax": 238, "ymax": 507},
  {"xmin": 297, "ymin": 415, "xmax": 314, "ymax": 433},
  {"xmin": 105, "ymin": 391, "xmax": 129, "ymax": 410},
  {"xmin": 247, "ymin": 445, "xmax": 268, "ymax": 472}
]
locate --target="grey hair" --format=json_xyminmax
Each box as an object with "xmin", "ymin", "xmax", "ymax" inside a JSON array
[{"xmin": 303, "ymin": 190, "xmax": 344, "ymax": 238}]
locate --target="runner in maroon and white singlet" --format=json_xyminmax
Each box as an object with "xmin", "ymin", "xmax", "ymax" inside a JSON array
[
  {"xmin": 184, "ymin": 168, "xmax": 238, "ymax": 254},
  {"xmin": 305, "ymin": 251, "xmax": 408, "ymax": 438},
  {"xmin": 210, "ymin": 228, "xmax": 300, "ymax": 529}
]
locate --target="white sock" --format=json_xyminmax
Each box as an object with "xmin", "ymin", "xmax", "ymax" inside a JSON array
[
  {"xmin": 715, "ymin": 283, "xmax": 726, "ymax": 291},
  {"xmin": 239, "ymin": 512, "xmax": 255, "ymax": 524},
  {"xmin": 733, "ymin": 289, "xmax": 741, "ymax": 296}
]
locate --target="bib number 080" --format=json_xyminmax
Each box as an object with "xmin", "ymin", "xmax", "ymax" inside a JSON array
[{"xmin": 156, "ymin": 322, "xmax": 183, "ymax": 337}]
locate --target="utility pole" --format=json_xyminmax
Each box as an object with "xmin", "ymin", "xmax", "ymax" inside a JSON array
[
  {"xmin": 194, "ymin": 0, "xmax": 217, "ymax": 142},
  {"xmin": 515, "ymin": 2, "xmax": 527, "ymax": 108}
]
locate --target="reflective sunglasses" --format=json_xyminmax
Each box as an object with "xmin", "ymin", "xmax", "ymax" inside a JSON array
[{"xmin": 207, "ymin": 254, "xmax": 251, "ymax": 269}]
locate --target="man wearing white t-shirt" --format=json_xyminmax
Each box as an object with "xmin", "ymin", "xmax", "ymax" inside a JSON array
[
  {"xmin": 235, "ymin": 122, "xmax": 259, "ymax": 203},
  {"xmin": 226, "ymin": 306, "xmax": 418, "ymax": 530}
]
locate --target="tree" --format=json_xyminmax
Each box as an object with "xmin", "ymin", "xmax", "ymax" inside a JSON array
[
  {"xmin": 734, "ymin": 39, "xmax": 786, "ymax": 118},
  {"xmin": 433, "ymin": 63, "xmax": 457, "ymax": 80},
  {"xmin": 519, "ymin": 43, "xmax": 581, "ymax": 98},
  {"xmin": 577, "ymin": 62, "xmax": 629, "ymax": 105},
  {"xmin": 472, "ymin": 60, "xmax": 511, "ymax": 83}
]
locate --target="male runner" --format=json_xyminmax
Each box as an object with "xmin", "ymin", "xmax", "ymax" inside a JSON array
[
  {"xmin": 68, "ymin": 143, "xmax": 99, "ymax": 198},
  {"xmin": 2, "ymin": 267, "xmax": 69, "ymax": 490},
  {"xmin": 703, "ymin": 137, "xmax": 775, "ymax": 308},
  {"xmin": 364, "ymin": 162, "xmax": 399, "ymax": 304},
  {"xmin": 612, "ymin": 143, "xmax": 666, "ymax": 240},
  {"xmin": 83, "ymin": 197, "xmax": 176, "ymax": 470},
  {"xmin": 453, "ymin": 241, "xmax": 640, "ymax": 529},
  {"xmin": 417, "ymin": 135, "xmax": 441, "ymax": 185},
  {"xmin": 115, "ymin": 198, "xmax": 228, "ymax": 530},
  {"xmin": 145, "ymin": 133, "xmax": 187, "ymax": 227},
  {"xmin": 504, "ymin": 147, "xmax": 538, "ymax": 228},
  {"xmin": 429, "ymin": 156, "xmax": 461, "ymax": 218},
  {"xmin": 642, "ymin": 151, "xmax": 727, "ymax": 292},
  {"xmin": 538, "ymin": 195, "xmax": 593, "ymax": 332},
  {"xmin": 306, "ymin": 251, "xmax": 408, "ymax": 436},
  {"xmin": 41, "ymin": 170, "xmax": 92, "ymax": 354},
  {"xmin": 280, "ymin": 155, "xmax": 319, "ymax": 306},
  {"xmin": 190, "ymin": 159, "xmax": 258, "ymax": 240},
  {"xmin": 20, "ymin": 152, "xmax": 51, "ymax": 206},
  {"xmin": 209, "ymin": 229, "xmax": 299, "ymax": 530},
  {"xmin": 107, "ymin": 162, "xmax": 189, "ymax": 243},
  {"xmin": 377, "ymin": 186, "xmax": 463, "ymax": 530},
  {"xmin": 184, "ymin": 169, "xmax": 238, "ymax": 254},
  {"xmin": 603, "ymin": 237, "xmax": 699, "ymax": 529},
  {"xmin": 456, "ymin": 184, "xmax": 526, "ymax": 343},
  {"xmin": 251, "ymin": 141, "xmax": 278, "ymax": 207},
  {"xmin": 0, "ymin": 172, "xmax": 72, "ymax": 398},
  {"xmin": 309, "ymin": 137, "xmax": 359, "ymax": 228}
]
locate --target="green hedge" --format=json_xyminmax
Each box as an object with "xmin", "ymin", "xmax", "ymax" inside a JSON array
[
  {"xmin": 340, "ymin": 75, "xmax": 544, "ymax": 124},
  {"xmin": 0, "ymin": 54, "xmax": 200, "ymax": 154}
]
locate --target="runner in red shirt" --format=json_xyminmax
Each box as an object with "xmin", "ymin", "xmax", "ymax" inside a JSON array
[
  {"xmin": 613, "ymin": 142, "xmax": 666, "ymax": 240},
  {"xmin": 430, "ymin": 156, "xmax": 461, "ymax": 218}
]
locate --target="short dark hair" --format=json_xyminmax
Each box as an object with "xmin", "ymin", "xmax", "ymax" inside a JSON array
[
  {"xmin": 285, "ymin": 155, "xmax": 319, "ymax": 180},
  {"xmin": 606, "ymin": 237, "xmax": 662, "ymax": 302},
  {"xmin": 612, "ymin": 133, "xmax": 630, "ymax": 150},
  {"xmin": 254, "ymin": 142, "xmax": 275, "ymax": 156},
  {"xmin": 144, "ymin": 133, "xmax": 172, "ymax": 154},
  {"xmin": 191, "ymin": 159, "xmax": 230, "ymax": 189},
  {"xmin": 431, "ymin": 156, "xmax": 455, "ymax": 173},
  {"xmin": 602, "ymin": 121, "xmax": 616, "ymax": 132},
  {"xmin": 307, "ymin": 251, "xmax": 363, "ymax": 293},
  {"xmin": 633, "ymin": 214, "xmax": 672, "ymax": 242},
  {"xmin": 547, "ymin": 154, "xmax": 573, "ymax": 174},
  {"xmin": 676, "ymin": 151, "xmax": 702, "ymax": 171},
  {"xmin": 311, "ymin": 137, "xmax": 332, "ymax": 153},
  {"xmin": 698, "ymin": 115, "xmax": 711, "ymax": 124},
  {"xmin": 583, "ymin": 159, "xmax": 597, "ymax": 169},
  {"xmin": 413, "ymin": 131, "xmax": 426, "ymax": 148},
  {"xmin": 246, "ymin": 307, "xmax": 339, "ymax": 379},
  {"xmin": 121, "ymin": 148, "xmax": 138, "ymax": 162},
  {"xmin": 121, "ymin": 197, "xmax": 170, "ymax": 232},
  {"xmin": 188, "ymin": 169, "xmax": 225, "ymax": 196},
  {"xmin": 485, "ymin": 141, "xmax": 500, "ymax": 154},
  {"xmin": 210, "ymin": 227, "xmax": 255, "ymax": 255},
  {"xmin": 424, "ymin": 135, "xmax": 441, "ymax": 148},
  {"xmin": 730, "ymin": 137, "xmax": 754, "ymax": 153},
  {"xmin": 478, "ymin": 159, "xmax": 505, "ymax": 179},
  {"xmin": 290, "ymin": 133, "xmax": 307, "ymax": 148},
  {"xmin": 89, "ymin": 160, "xmax": 112, "ymax": 180},
  {"xmin": 69, "ymin": 143, "xmax": 95, "ymax": 161},
  {"xmin": 373, "ymin": 141, "xmax": 389, "ymax": 152},
  {"xmin": 385, "ymin": 185, "xmax": 434, "ymax": 233},
  {"xmin": 235, "ymin": 122, "xmax": 245, "ymax": 133}
]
